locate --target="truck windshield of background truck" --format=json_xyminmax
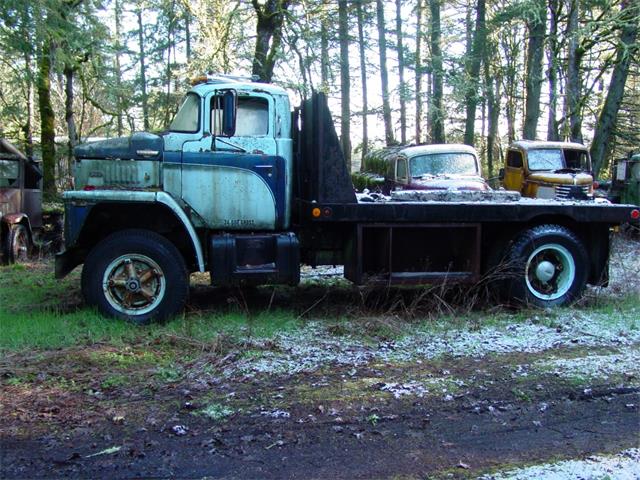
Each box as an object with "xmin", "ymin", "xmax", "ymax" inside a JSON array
[
  {"xmin": 410, "ymin": 153, "xmax": 478, "ymax": 178},
  {"xmin": 169, "ymin": 93, "xmax": 200, "ymax": 133},
  {"xmin": 0, "ymin": 159, "xmax": 19, "ymax": 187},
  {"xmin": 528, "ymin": 148, "xmax": 591, "ymax": 172}
]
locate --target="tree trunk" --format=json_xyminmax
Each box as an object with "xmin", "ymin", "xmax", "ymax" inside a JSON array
[
  {"xmin": 114, "ymin": 0, "xmax": 124, "ymax": 136},
  {"xmin": 376, "ymin": 0, "xmax": 395, "ymax": 145},
  {"xmin": 338, "ymin": 0, "xmax": 351, "ymax": 169},
  {"xmin": 37, "ymin": 39, "xmax": 56, "ymax": 194},
  {"xmin": 522, "ymin": 0, "xmax": 546, "ymax": 140},
  {"xmin": 64, "ymin": 65, "xmax": 78, "ymax": 171},
  {"xmin": 484, "ymin": 54, "xmax": 500, "ymax": 179},
  {"xmin": 566, "ymin": 0, "xmax": 583, "ymax": 142},
  {"xmin": 164, "ymin": 0, "xmax": 176, "ymax": 127},
  {"xmin": 184, "ymin": 4, "xmax": 191, "ymax": 61},
  {"xmin": 590, "ymin": 0, "xmax": 639, "ymax": 176},
  {"xmin": 356, "ymin": 0, "xmax": 369, "ymax": 162},
  {"xmin": 395, "ymin": 0, "xmax": 407, "ymax": 144},
  {"xmin": 463, "ymin": 0, "xmax": 486, "ymax": 146},
  {"xmin": 251, "ymin": 0, "xmax": 291, "ymax": 83},
  {"xmin": 428, "ymin": 0, "xmax": 445, "ymax": 143},
  {"xmin": 415, "ymin": 0, "xmax": 423, "ymax": 144},
  {"xmin": 320, "ymin": 16, "xmax": 330, "ymax": 91},
  {"xmin": 137, "ymin": 8, "xmax": 149, "ymax": 131},
  {"xmin": 546, "ymin": 0, "xmax": 560, "ymax": 140}
]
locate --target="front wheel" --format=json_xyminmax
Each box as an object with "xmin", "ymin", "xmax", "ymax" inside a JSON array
[
  {"xmin": 505, "ymin": 224, "xmax": 588, "ymax": 308},
  {"xmin": 82, "ymin": 229, "xmax": 189, "ymax": 324},
  {"xmin": 4, "ymin": 224, "xmax": 31, "ymax": 264}
]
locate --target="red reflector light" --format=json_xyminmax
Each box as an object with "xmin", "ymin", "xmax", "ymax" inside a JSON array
[
  {"xmin": 83, "ymin": 185, "xmax": 96, "ymax": 191},
  {"xmin": 593, "ymin": 181, "xmax": 599, "ymax": 189},
  {"xmin": 322, "ymin": 207, "xmax": 332, "ymax": 217},
  {"xmin": 631, "ymin": 209, "xmax": 640, "ymax": 220}
]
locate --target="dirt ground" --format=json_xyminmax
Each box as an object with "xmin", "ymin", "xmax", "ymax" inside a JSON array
[{"xmin": 1, "ymin": 233, "xmax": 639, "ymax": 479}]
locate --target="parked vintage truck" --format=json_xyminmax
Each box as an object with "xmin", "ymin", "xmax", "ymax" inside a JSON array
[
  {"xmin": 357, "ymin": 144, "xmax": 489, "ymax": 194},
  {"xmin": 0, "ymin": 138, "xmax": 42, "ymax": 263},
  {"xmin": 501, "ymin": 141, "xmax": 595, "ymax": 200},
  {"xmin": 55, "ymin": 76, "xmax": 639, "ymax": 323}
]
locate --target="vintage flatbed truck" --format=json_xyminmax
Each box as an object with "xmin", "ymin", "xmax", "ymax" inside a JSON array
[{"xmin": 55, "ymin": 76, "xmax": 639, "ymax": 323}]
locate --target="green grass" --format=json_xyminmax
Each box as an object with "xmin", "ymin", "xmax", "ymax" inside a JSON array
[{"xmin": 0, "ymin": 262, "xmax": 301, "ymax": 351}]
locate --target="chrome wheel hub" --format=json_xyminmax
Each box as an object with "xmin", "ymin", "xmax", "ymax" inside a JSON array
[{"xmin": 102, "ymin": 255, "xmax": 165, "ymax": 315}]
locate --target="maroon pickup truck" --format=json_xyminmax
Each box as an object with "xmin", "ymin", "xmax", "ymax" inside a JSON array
[{"xmin": 362, "ymin": 144, "xmax": 489, "ymax": 194}]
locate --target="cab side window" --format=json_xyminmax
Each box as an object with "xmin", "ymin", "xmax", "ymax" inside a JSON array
[
  {"xmin": 211, "ymin": 96, "xmax": 269, "ymax": 137},
  {"xmin": 0, "ymin": 159, "xmax": 19, "ymax": 188},
  {"xmin": 507, "ymin": 150, "xmax": 523, "ymax": 168},
  {"xmin": 396, "ymin": 157, "xmax": 408, "ymax": 182}
]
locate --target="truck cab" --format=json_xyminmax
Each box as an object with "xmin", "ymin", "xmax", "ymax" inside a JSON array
[
  {"xmin": 0, "ymin": 138, "xmax": 43, "ymax": 263},
  {"xmin": 73, "ymin": 76, "xmax": 293, "ymax": 231},
  {"xmin": 361, "ymin": 144, "xmax": 489, "ymax": 194},
  {"xmin": 502, "ymin": 141, "xmax": 594, "ymax": 200}
]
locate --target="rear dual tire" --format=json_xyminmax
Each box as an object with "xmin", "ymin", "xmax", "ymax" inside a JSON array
[{"xmin": 504, "ymin": 224, "xmax": 588, "ymax": 308}]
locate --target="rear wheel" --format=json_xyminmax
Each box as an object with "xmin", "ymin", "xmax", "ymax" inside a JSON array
[
  {"xmin": 4, "ymin": 224, "xmax": 30, "ymax": 264},
  {"xmin": 505, "ymin": 224, "xmax": 588, "ymax": 308},
  {"xmin": 82, "ymin": 229, "xmax": 188, "ymax": 324}
]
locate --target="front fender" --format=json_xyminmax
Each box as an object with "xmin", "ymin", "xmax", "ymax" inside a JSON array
[{"xmin": 61, "ymin": 190, "xmax": 205, "ymax": 273}]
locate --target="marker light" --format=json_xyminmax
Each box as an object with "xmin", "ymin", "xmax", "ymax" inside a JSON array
[
  {"xmin": 631, "ymin": 209, "xmax": 640, "ymax": 220},
  {"xmin": 312, "ymin": 207, "xmax": 321, "ymax": 218}
]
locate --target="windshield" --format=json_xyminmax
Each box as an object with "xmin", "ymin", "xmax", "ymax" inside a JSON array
[
  {"xmin": 564, "ymin": 149, "xmax": 591, "ymax": 171},
  {"xmin": 169, "ymin": 93, "xmax": 200, "ymax": 132},
  {"xmin": 528, "ymin": 149, "xmax": 564, "ymax": 170},
  {"xmin": 410, "ymin": 152, "xmax": 478, "ymax": 177},
  {"xmin": 0, "ymin": 159, "xmax": 19, "ymax": 187}
]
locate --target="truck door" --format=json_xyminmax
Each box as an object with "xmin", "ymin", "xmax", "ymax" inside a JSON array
[
  {"xmin": 180, "ymin": 91, "xmax": 285, "ymax": 230},
  {"xmin": 504, "ymin": 149, "xmax": 525, "ymax": 192}
]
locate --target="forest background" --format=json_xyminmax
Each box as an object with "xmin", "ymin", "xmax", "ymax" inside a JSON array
[{"xmin": 0, "ymin": 0, "xmax": 638, "ymax": 195}]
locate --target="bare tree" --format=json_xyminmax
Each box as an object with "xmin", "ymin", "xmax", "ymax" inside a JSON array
[
  {"xmin": 428, "ymin": 0, "xmax": 445, "ymax": 143},
  {"xmin": 251, "ymin": 0, "xmax": 291, "ymax": 83},
  {"xmin": 338, "ymin": 0, "xmax": 351, "ymax": 168},
  {"xmin": 376, "ymin": 0, "xmax": 395, "ymax": 145}
]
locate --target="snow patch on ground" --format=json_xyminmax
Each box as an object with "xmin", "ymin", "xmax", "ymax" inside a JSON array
[
  {"xmin": 481, "ymin": 448, "xmax": 640, "ymax": 480},
  {"xmin": 224, "ymin": 310, "xmax": 639, "ymax": 378},
  {"xmin": 534, "ymin": 349, "xmax": 640, "ymax": 383}
]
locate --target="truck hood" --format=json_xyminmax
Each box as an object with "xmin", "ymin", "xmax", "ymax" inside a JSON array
[
  {"xmin": 74, "ymin": 132, "xmax": 163, "ymax": 161},
  {"xmin": 409, "ymin": 174, "xmax": 490, "ymax": 191},
  {"xmin": 528, "ymin": 171, "xmax": 592, "ymax": 185}
]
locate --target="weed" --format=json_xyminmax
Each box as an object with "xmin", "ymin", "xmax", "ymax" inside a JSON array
[
  {"xmin": 198, "ymin": 403, "xmax": 234, "ymax": 421},
  {"xmin": 101, "ymin": 374, "xmax": 129, "ymax": 389},
  {"xmin": 511, "ymin": 388, "xmax": 532, "ymax": 402},
  {"xmin": 367, "ymin": 413, "xmax": 380, "ymax": 426},
  {"xmin": 154, "ymin": 366, "xmax": 182, "ymax": 383}
]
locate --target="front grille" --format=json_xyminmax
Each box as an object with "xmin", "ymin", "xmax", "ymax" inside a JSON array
[{"xmin": 555, "ymin": 185, "xmax": 590, "ymax": 200}]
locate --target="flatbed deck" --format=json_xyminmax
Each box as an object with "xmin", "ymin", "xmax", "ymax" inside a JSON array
[{"xmin": 300, "ymin": 199, "xmax": 637, "ymax": 225}]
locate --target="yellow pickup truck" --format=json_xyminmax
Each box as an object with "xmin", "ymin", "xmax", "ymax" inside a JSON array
[{"xmin": 500, "ymin": 141, "xmax": 594, "ymax": 200}]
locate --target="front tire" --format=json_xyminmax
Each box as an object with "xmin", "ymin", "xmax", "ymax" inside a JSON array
[
  {"xmin": 4, "ymin": 224, "xmax": 31, "ymax": 264},
  {"xmin": 505, "ymin": 224, "xmax": 588, "ymax": 308},
  {"xmin": 82, "ymin": 229, "xmax": 188, "ymax": 324}
]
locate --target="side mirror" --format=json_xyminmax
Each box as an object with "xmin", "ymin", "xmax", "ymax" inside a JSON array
[
  {"xmin": 221, "ymin": 90, "xmax": 236, "ymax": 137},
  {"xmin": 498, "ymin": 168, "xmax": 505, "ymax": 180}
]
